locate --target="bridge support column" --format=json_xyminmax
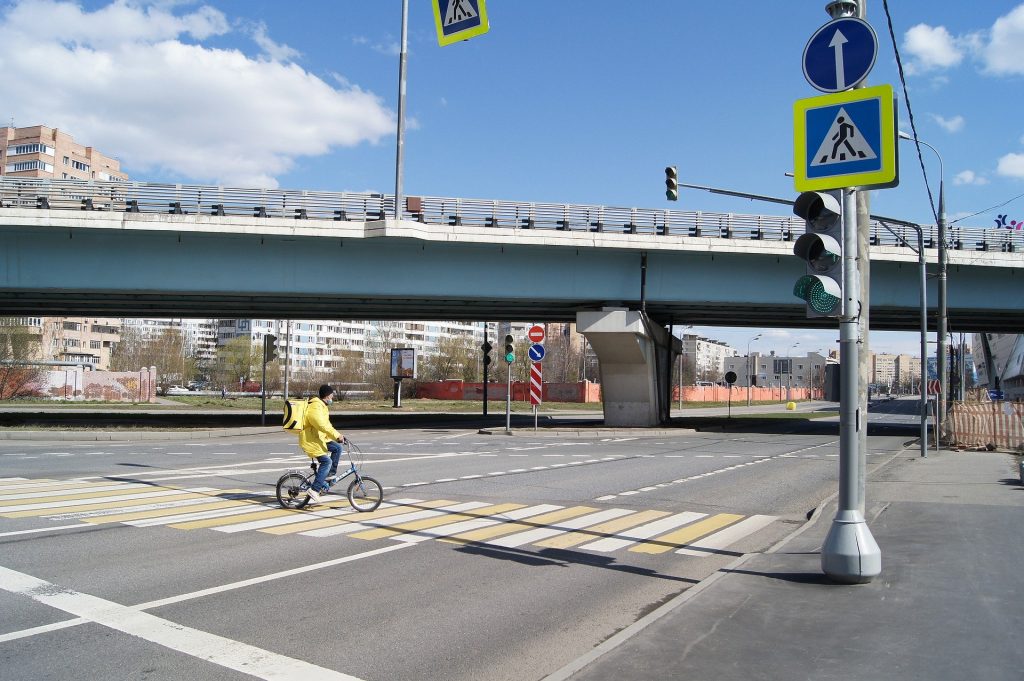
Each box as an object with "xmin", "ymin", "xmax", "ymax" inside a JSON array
[{"xmin": 577, "ymin": 308, "xmax": 680, "ymax": 427}]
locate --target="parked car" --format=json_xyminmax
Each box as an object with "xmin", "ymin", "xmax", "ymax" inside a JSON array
[{"xmin": 165, "ymin": 386, "xmax": 190, "ymax": 396}]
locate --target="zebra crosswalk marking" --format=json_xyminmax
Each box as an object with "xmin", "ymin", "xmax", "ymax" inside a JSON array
[
  {"xmin": 675, "ymin": 514, "xmax": 777, "ymax": 556},
  {"xmin": 303, "ymin": 500, "xmax": 476, "ymax": 538},
  {"xmin": 3, "ymin": 488, "xmax": 219, "ymax": 516},
  {"xmin": 78, "ymin": 493, "xmax": 253, "ymax": 524},
  {"xmin": 0, "ymin": 478, "xmax": 779, "ymax": 560},
  {"xmin": 579, "ymin": 512, "xmax": 707, "ymax": 552},
  {"xmin": 263, "ymin": 499, "xmax": 454, "ymax": 536},
  {"xmin": 486, "ymin": 508, "xmax": 636, "ymax": 549},
  {"xmin": 442, "ymin": 506, "xmax": 591, "ymax": 544},
  {"xmin": 170, "ymin": 506, "xmax": 303, "ymax": 530},
  {"xmin": 533, "ymin": 509, "xmax": 670, "ymax": 549},
  {"xmin": 350, "ymin": 501, "xmax": 499, "ymax": 540},
  {"xmin": 390, "ymin": 503, "xmax": 558, "ymax": 544},
  {"xmin": 0, "ymin": 482, "xmax": 154, "ymax": 503},
  {"xmin": 629, "ymin": 513, "xmax": 743, "ymax": 555}
]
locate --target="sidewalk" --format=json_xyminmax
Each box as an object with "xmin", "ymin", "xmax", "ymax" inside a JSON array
[{"xmin": 548, "ymin": 449, "xmax": 1024, "ymax": 681}]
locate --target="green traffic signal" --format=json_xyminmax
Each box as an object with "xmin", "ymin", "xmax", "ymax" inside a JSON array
[
  {"xmin": 664, "ymin": 166, "xmax": 679, "ymax": 202},
  {"xmin": 793, "ymin": 274, "xmax": 841, "ymax": 315},
  {"xmin": 504, "ymin": 334, "xmax": 515, "ymax": 364},
  {"xmin": 793, "ymin": 191, "xmax": 843, "ymax": 318}
]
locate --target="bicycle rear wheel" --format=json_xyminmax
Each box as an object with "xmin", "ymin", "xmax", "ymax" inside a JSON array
[
  {"xmin": 277, "ymin": 472, "xmax": 312, "ymax": 509},
  {"xmin": 347, "ymin": 475, "xmax": 383, "ymax": 512}
]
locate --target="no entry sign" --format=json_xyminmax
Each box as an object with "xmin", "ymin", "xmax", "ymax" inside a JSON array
[{"xmin": 528, "ymin": 325, "xmax": 545, "ymax": 343}]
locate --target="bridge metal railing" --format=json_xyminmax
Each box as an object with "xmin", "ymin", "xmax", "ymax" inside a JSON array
[{"xmin": 1, "ymin": 176, "xmax": 1022, "ymax": 253}]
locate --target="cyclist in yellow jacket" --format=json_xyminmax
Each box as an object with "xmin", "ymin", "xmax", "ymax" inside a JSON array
[{"xmin": 300, "ymin": 384, "xmax": 345, "ymax": 505}]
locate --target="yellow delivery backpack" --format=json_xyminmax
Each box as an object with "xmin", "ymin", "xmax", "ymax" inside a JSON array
[{"xmin": 282, "ymin": 397, "xmax": 313, "ymax": 432}]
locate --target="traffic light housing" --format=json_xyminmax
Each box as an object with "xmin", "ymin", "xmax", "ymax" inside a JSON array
[
  {"xmin": 665, "ymin": 166, "xmax": 679, "ymax": 201},
  {"xmin": 793, "ymin": 191, "xmax": 843, "ymax": 318},
  {"xmin": 481, "ymin": 340, "xmax": 493, "ymax": 366},
  {"xmin": 263, "ymin": 334, "xmax": 278, "ymax": 363},
  {"xmin": 504, "ymin": 334, "xmax": 515, "ymax": 363}
]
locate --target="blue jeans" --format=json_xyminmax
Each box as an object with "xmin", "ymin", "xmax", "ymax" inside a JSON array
[{"xmin": 311, "ymin": 441, "xmax": 342, "ymax": 493}]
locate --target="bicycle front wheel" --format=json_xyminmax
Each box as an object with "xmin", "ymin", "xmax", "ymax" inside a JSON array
[
  {"xmin": 347, "ymin": 476, "xmax": 383, "ymax": 512},
  {"xmin": 277, "ymin": 472, "xmax": 311, "ymax": 509}
]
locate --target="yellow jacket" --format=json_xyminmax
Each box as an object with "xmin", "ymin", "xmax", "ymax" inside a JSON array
[{"xmin": 298, "ymin": 397, "xmax": 341, "ymax": 457}]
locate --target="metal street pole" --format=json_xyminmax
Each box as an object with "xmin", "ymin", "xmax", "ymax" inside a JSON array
[
  {"xmin": 746, "ymin": 333, "xmax": 761, "ymax": 407},
  {"xmin": 821, "ymin": 187, "xmax": 881, "ymax": 583},
  {"xmin": 787, "ymin": 342, "xmax": 800, "ymax": 401},
  {"xmin": 393, "ymin": 0, "xmax": 409, "ymax": 220},
  {"xmin": 899, "ymin": 131, "xmax": 947, "ymax": 442}
]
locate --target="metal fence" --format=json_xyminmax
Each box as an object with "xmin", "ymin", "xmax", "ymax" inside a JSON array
[{"xmin": 2, "ymin": 176, "xmax": 1022, "ymax": 252}]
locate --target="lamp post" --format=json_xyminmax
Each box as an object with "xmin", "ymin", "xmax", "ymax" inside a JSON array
[
  {"xmin": 787, "ymin": 342, "xmax": 800, "ymax": 401},
  {"xmin": 899, "ymin": 131, "xmax": 947, "ymax": 440},
  {"xmin": 675, "ymin": 325, "xmax": 693, "ymax": 410},
  {"xmin": 746, "ymin": 333, "xmax": 762, "ymax": 407}
]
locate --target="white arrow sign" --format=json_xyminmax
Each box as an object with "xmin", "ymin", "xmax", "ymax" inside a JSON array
[{"xmin": 829, "ymin": 29, "xmax": 848, "ymax": 90}]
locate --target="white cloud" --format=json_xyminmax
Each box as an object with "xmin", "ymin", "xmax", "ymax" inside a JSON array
[
  {"xmin": 0, "ymin": 1, "xmax": 395, "ymax": 188},
  {"xmin": 982, "ymin": 4, "xmax": 1024, "ymax": 75},
  {"xmin": 996, "ymin": 153, "xmax": 1024, "ymax": 179},
  {"xmin": 903, "ymin": 24, "xmax": 964, "ymax": 73},
  {"xmin": 249, "ymin": 21, "xmax": 300, "ymax": 62},
  {"xmin": 953, "ymin": 170, "xmax": 988, "ymax": 186},
  {"xmin": 929, "ymin": 114, "xmax": 964, "ymax": 133}
]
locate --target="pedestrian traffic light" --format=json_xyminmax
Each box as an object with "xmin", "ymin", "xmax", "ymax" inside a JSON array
[
  {"xmin": 263, "ymin": 334, "xmax": 278, "ymax": 363},
  {"xmin": 504, "ymin": 334, "xmax": 515, "ymax": 363},
  {"xmin": 792, "ymin": 191, "xmax": 843, "ymax": 318},
  {"xmin": 481, "ymin": 340, "xmax": 493, "ymax": 366},
  {"xmin": 665, "ymin": 166, "xmax": 679, "ymax": 201}
]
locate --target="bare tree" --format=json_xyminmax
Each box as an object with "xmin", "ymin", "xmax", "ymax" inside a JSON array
[
  {"xmin": 0, "ymin": 319, "xmax": 43, "ymax": 398},
  {"xmin": 212, "ymin": 336, "xmax": 259, "ymax": 391}
]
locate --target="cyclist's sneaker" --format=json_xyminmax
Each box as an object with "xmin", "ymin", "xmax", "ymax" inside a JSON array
[{"xmin": 306, "ymin": 489, "xmax": 322, "ymax": 504}]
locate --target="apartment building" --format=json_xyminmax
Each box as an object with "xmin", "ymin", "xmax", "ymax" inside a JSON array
[
  {"xmin": 1, "ymin": 125, "xmax": 128, "ymax": 182},
  {"xmin": 11, "ymin": 317, "xmax": 121, "ymax": 369},
  {"xmin": 121, "ymin": 318, "xmax": 218, "ymax": 364},
  {"xmin": 678, "ymin": 333, "xmax": 736, "ymax": 383}
]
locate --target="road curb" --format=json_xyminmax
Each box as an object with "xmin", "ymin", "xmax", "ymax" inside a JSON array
[{"xmin": 0, "ymin": 427, "xmax": 282, "ymax": 441}]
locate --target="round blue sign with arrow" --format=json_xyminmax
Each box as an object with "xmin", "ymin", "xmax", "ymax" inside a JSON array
[
  {"xmin": 803, "ymin": 17, "xmax": 877, "ymax": 93},
  {"xmin": 528, "ymin": 343, "xmax": 546, "ymax": 362}
]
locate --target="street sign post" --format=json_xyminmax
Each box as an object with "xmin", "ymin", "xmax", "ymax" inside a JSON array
[
  {"xmin": 433, "ymin": 0, "xmax": 489, "ymax": 47},
  {"xmin": 803, "ymin": 17, "xmax": 877, "ymax": 93},
  {"xmin": 794, "ymin": 84, "xmax": 898, "ymax": 192}
]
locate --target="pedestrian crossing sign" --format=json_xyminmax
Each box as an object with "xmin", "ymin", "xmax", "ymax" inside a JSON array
[
  {"xmin": 794, "ymin": 84, "xmax": 898, "ymax": 192},
  {"xmin": 433, "ymin": 0, "xmax": 490, "ymax": 47}
]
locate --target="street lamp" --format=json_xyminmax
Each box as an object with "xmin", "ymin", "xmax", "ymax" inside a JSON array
[
  {"xmin": 787, "ymin": 342, "xmax": 800, "ymax": 401},
  {"xmin": 746, "ymin": 333, "xmax": 762, "ymax": 407},
  {"xmin": 899, "ymin": 130, "xmax": 947, "ymax": 439}
]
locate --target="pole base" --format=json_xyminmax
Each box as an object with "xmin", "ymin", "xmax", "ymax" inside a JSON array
[{"xmin": 821, "ymin": 510, "xmax": 881, "ymax": 584}]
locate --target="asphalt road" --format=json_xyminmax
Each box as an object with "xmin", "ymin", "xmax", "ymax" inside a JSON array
[{"xmin": 0, "ymin": 418, "xmax": 913, "ymax": 681}]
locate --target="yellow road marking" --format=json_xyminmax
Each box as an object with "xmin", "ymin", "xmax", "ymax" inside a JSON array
[
  {"xmin": 350, "ymin": 503, "xmax": 526, "ymax": 540},
  {"xmin": 442, "ymin": 506, "xmax": 597, "ymax": 544},
  {"xmin": 629, "ymin": 514, "xmax": 744, "ymax": 554},
  {"xmin": 4, "ymin": 491, "xmax": 227, "ymax": 519},
  {"xmin": 533, "ymin": 510, "xmax": 671, "ymax": 549},
  {"xmin": 170, "ymin": 507, "xmax": 300, "ymax": 530},
  {"xmin": 262, "ymin": 499, "xmax": 455, "ymax": 535},
  {"xmin": 79, "ymin": 495, "xmax": 256, "ymax": 524},
  {"xmin": 0, "ymin": 485, "xmax": 161, "ymax": 506}
]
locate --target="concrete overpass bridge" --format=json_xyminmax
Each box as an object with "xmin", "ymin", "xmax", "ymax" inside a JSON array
[{"xmin": 2, "ymin": 178, "xmax": 1021, "ymax": 425}]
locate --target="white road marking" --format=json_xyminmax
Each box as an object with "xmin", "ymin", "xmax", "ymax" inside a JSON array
[{"xmin": 580, "ymin": 512, "xmax": 707, "ymax": 552}]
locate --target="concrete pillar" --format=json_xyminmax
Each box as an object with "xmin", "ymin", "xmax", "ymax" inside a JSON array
[{"xmin": 577, "ymin": 308, "xmax": 680, "ymax": 427}]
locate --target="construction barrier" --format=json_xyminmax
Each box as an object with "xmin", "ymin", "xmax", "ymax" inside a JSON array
[
  {"xmin": 673, "ymin": 386, "xmax": 817, "ymax": 402},
  {"xmin": 416, "ymin": 380, "xmax": 602, "ymax": 403},
  {"xmin": 949, "ymin": 401, "xmax": 1024, "ymax": 452}
]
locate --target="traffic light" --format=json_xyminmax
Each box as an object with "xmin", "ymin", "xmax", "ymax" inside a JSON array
[
  {"xmin": 665, "ymin": 166, "xmax": 679, "ymax": 201},
  {"xmin": 263, "ymin": 334, "xmax": 278, "ymax": 363},
  {"xmin": 792, "ymin": 191, "xmax": 843, "ymax": 318},
  {"xmin": 504, "ymin": 334, "xmax": 515, "ymax": 363},
  {"xmin": 481, "ymin": 340, "xmax": 493, "ymax": 366}
]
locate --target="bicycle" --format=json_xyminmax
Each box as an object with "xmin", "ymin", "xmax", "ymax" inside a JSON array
[{"xmin": 276, "ymin": 439, "xmax": 383, "ymax": 512}]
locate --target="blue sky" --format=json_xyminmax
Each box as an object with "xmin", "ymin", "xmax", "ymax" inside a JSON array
[{"xmin": 2, "ymin": 0, "xmax": 1021, "ymax": 357}]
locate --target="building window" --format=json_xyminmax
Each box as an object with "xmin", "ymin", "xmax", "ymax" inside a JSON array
[
  {"xmin": 6, "ymin": 160, "xmax": 54, "ymax": 172},
  {"xmin": 63, "ymin": 321, "xmax": 82, "ymax": 331},
  {"xmin": 72, "ymin": 160, "xmax": 89, "ymax": 172},
  {"xmin": 90, "ymin": 340, "xmax": 101, "ymax": 349},
  {"xmin": 8, "ymin": 143, "xmax": 55, "ymax": 156},
  {"xmin": 63, "ymin": 156, "xmax": 69, "ymax": 165}
]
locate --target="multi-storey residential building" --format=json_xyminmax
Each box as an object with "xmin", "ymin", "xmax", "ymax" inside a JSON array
[
  {"xmin": 872, "ymin": 353, "xmax": 898, "ymax": 390},
  {"xmin": 895, "ymin": 354, "xmax": 922, "ymax": 393},
  {"xmin": 678, "ymin": 334, "xmax": 736, "ymax": 383},
  {"xmin": 22, "ymin": 317, "xmax": 121, "ymax": 369},
  {"xmin": 1, "ymin": 125, "xmax": 128, "ymax": 182},
  {"xmin": 121, "ymin": 318, "xmax": 218, "ymax": 364}
]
